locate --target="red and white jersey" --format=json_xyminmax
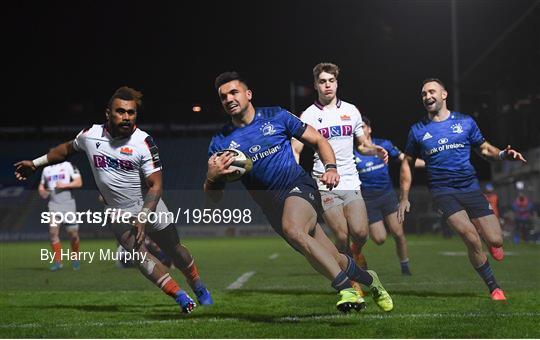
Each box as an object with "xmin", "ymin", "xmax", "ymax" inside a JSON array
[
  {"xmin": 40, "ymin": 161, "xmax": 80, "ymax": 204},
  {"xmin": 301, "ymin": 99, "xmax": 364, "ymax": 179},
  {"xmin": 73, "ymin": 124, "xmax": 162, "ymax": 208}
]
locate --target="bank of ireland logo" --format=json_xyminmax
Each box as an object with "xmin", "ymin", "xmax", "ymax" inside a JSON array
[
  {"xmin": 451, "ymin": 123, "xmax": 463, "ymax": 134},
  {"xmin": 261, "ymin": 122, "xmax": 276, "ymax": 136},
  {"xmin": 249, "ymin": 145, "xmax": 261, "ymax": 153},
  {"xmin": 438, "ymin": 138, "xmax": 448, "ymax": 145},
  {"xmin": 366, "ymin": 161, "xmax": 374, "ymax": 167}
]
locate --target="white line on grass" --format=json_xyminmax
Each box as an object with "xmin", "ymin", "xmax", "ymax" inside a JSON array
[
  {"xmin": 2, "ymin": 311, "xmax": 539, "ymax": 329},
  {"xmin": 226, "ymin": 271, "xmax": 256, "ymax": 290},
  {"xmin": 439, "ymin": 251, "xmax": 517, "ymax": 256},
  {"xmin": 268, "ymin": 253, "xmax": 279, "ymax": 260},
  {"xmin": 278, "ymin": 311, "xmax": 540, "ymax": 322}
]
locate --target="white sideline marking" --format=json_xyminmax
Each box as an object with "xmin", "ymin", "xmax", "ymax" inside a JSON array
[
  {"xmin": 440, "ymin": 251, "xmax": 517, "ymax": 256},
  {"xmin": 268, "ymin": 253, "xmax": 279, "ymax": 260},
  {"xmin": 226, "ymin": 271, "xmax": 256, "ymax": 290},
  {"xmin": 384, "ymin": 279, "xmax": 536, "ymax": 287},
  {"xmin": 2, "ymin": 311, "xmax": 538, "ymax": 329},
  {"xmin": 278, "ymin": 311, "xmax": 540, "ymax": 322}
]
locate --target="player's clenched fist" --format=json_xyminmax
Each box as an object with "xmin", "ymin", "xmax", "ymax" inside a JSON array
[
  {"xmin": 321, "ymin": 168, "xmax": 340, "ymax": 190},
  {"xmin": 206, "ymin": 152, "xmax": 236, "ymax": 182}
]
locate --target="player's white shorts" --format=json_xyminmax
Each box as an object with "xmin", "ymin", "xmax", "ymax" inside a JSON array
[
  {"xmin": 314, "ymin": 174, "xmax": 363, "ymax": 211},
  {"xmin": 107, "ymin": 199, "xmax": 173, "ymax": 232},
  {"xmin": 48, "ymin": 200, "xmax": 79, "ymax": 230},
  {"xmin": 320, "ymin": 190, "xmax": 364, "ymax": 211}
]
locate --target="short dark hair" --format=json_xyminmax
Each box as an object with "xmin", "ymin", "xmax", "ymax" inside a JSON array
[
  {"xmin": 362, "ymin": 115, "xmax": 371, "ymax": 127},
  {"xmin": 108, "ymin": 86, "xmax": 143, "ymax": 111},
  {"xmin": 422, "ymin": 78, "xmax": 446, "ymax": 89},
  {"xmin": 214, "ymin": 71, "xmax": 249, "ymax": 90},
  {"xmin": 313, "ymin": 62, "xmax": 340, "ymax": 82}
]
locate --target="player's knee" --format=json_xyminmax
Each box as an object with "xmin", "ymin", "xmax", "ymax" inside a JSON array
[
  {"xmin": 334, "ymin": 231, "xmax": 349, "ymax": 247},
  {"xmin": 372, "ymin": 235, "xmax": 385, "ymax": 245},
  {"xmin": 68, "ymin": 232, "xmax": 79, "ymax": 242},
  {"xmin": 138, "ymin": 257, "xmax": 156, "ymax": 276},
  {"xmin": 351, "ymin": 229, "xmax": 368, "ymax": 243},
  {"xmin": 463, "ymin": 231, "xmax": 482, "ymax": 248},
  {"xmin": 282, "ymin": 226, "xmax": 308, "ymax": 250},
  {"xmin": 391, "ymin": 230, "xmax": 404, "ymax": 239},
  {"xmin": 490, "ymin": 236, "xmax": 503, "ymax": 248}
]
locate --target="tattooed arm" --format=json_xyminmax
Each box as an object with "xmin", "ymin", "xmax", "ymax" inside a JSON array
[{"xmin": 134, "ymin": 171, "xmax": 163, "ymax": 248}]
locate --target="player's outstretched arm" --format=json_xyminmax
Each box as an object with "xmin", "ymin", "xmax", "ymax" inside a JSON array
[
  {"xmin": 475, "ymin": 142, "xmax": 527, "ymax": 163},
  {"xmin": 356, "ymin": 135, "xmax": 389, "ymax": 164},
  {"xmin": 203, "ymin": 152, "xmax": 236, "ymax": 202},
  {"xmin": 398, "ymin": 153, "xmax": 425, "ymax": 168},
  {"xmin": 397, "ymin": 154, "xmax": 416, "ymax": 224},
  {"xmin": 14, "ymin": 141, "xmax": 77, "ymax": 181},
  {"xmin": 291, "ymin": 138, "xmax": 304, "ymax": 164},
  {"xmin": 298, "ymin": 125, "xmax": 339, "ymax": 189}
]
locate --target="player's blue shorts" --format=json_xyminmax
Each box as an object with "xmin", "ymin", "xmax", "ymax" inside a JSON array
[
  {"xmin": 363, "ymin": 190, "xmax": 398, "ymax": 224},
  {"xmin": 433, "ymin": 190, "xmax": 494, "ymax": 220},
  {"xmin": 255, "ymin": 172, "xmax": 322, "ymax": 243}
]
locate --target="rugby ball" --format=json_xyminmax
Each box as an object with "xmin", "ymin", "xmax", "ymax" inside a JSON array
[{"xmin": 215, "ymin": 148, "xmax": 253, "ymax": 182}]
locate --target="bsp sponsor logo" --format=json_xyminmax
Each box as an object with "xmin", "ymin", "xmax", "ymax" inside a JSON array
[{"xmin": 438, "ymin": 138, "xmax": 448, "ymax": 145}]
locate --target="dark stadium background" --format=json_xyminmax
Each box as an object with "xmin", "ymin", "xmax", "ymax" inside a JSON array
[{"xmin": 2, "ymin": 0, "xmax": 539, "ymax": 235}]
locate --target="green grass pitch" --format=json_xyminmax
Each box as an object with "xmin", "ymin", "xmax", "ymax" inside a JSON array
[{"xmin": 1, "ymin": 235, "xmax": 539, "ymax": 338}]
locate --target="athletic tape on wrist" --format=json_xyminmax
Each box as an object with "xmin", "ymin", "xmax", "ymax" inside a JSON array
[
  {"xmin": 324, "ymin": 163, "xmax": 337, "ymax": 171},
  {"xmin": 32, "ymin": 154, "xmax": 49, "ymax": 168}
]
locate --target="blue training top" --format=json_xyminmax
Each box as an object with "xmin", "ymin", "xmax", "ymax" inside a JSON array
[
  {"xmin": 404, "ymin": 112, "xmax": 485, "ymax": 196},
  {"xmin": 208, "ymin": 106, "xmax": 308, "ymax": 201},
  {"xmin": 355, "ymin": 138, "xmax": 401, "ymax": 199}
]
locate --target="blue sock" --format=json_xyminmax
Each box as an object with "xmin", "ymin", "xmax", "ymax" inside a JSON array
[
  {"xmin": 400, "ymin": 259, "xmax": 410, "ymax": 272},
  {"xmin": 193, "ymin": 280, "xmax": 206, "ymax": 293},
  {"xmin": 344, "ymin": 255, "xmax": 373, "ymax": 286},
  {"xmin": 331, "ymin": 271, "xmax": 352, "ymax": 292},
  {"xmin": 475, "ymin": 260, "xmax": 499, "ymax": 293}
]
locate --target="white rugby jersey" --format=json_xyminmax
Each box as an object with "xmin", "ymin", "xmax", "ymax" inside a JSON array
[
  {"xmin": 40, "ymin": 161, "xmax": 80, "ymax": 204},
  {"xmin": 301, "ymin": 99, "xmax": 364, "ymax": 177},
  {"xmin": 72, "ymin": 124, "xmax": 162, "ymax": 208}
]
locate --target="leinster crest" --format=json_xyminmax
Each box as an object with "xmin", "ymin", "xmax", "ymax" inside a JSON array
[
  {"xmin": 451, "ymin": 123, "xmax": 463, "ymax": 134},
  {"xmin": 261, "ymin": 122, "xmax": 276, "ymax": 136}
]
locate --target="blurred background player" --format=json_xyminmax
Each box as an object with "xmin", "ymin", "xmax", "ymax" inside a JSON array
[
  {"xmin": 38, "ymin": 161, "xmax": 83, "ymax": 271},
  {"xmin": 206, "ymin": 71, "xmax": 393, "ymax": 313},
  {"xmin": 292, "ymin": 63, "xmax": 388, "ymax": 276},
  {"xmin": 15, "ymin": 86, "xmax": 212, "ymax": 314},
  {"xmin": 398, "ymin": 78, "xmax": 527, "ymax": 301},
  {"xmin": 483, "ymin": 183, "xmax": 500, "ymax": 219},
  {"xmin": 511, "ymin": 191, "xmax": 536, "ymax": 244},
  {"xmin": 354, "ymin": 116, "xmax": 424, "ymax": 275}
]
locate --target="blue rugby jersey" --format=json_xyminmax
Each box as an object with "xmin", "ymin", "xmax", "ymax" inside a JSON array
[
  {"xmin": 404, "ymin": 112, "xmax": 485, "ymax": 196},
  {"xmin": 355, "ymin": 138, "xmax": 401, "ymax": 199},
  {"xmin": 208, "ymin": 107, "xmax": 308, "ymax": 201}
]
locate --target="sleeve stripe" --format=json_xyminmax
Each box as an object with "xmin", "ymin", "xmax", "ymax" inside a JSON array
[
  {"xmin": 144, "ymin": 136, "xmax": 161, "ymax": 169},
  {"xmin": 293, "ymin": 122, "xmax": 308, "ymax": 140}
]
